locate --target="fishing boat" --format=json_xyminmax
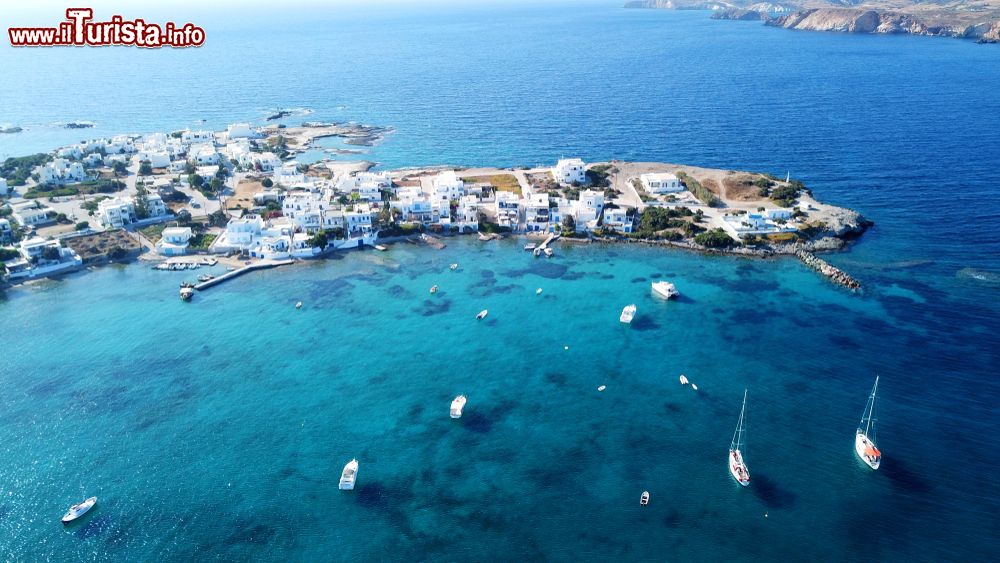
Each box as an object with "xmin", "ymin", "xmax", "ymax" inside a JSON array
[
  {"xmin": 450, "ymin": 263, "xmax": 458, "ymax": 270},
  {"xmin": 524, "ymin": 243, "xmax": 537, "ymax": 251},
  {"xmin": 61, "ymin": 496, "xmax": 97, "ymax": 524},
  {"xmin": 640, "ymin": 491, "xmax": 650, "ymax": 506},
  {"xmin": 179, "ymin": 281, "xmax": 195, "ymax": 288},
  {"xmin": 651, "ymin": 281, "xmax": 679, "ymax": 300},
  {"xmin": 450, "ymin": 395, "xmax": 467, "ymax": 418},
  {"xmin": 729, "ymin": 390, "xmax": 750, "ymax": 487},
  {"xmin": 339, "ymin": 459, "xmax": 359, "ymax": 490},
  {"xmin": 430, "ymin": 285, "xmax": 438, "ymax": 294},
  {"xmin": 476, "ymin": 309, "xmax": 488, "ymax": 320},
  {"xmin": 180, "ymin": 287, "xmax": 194, "ymax": 301},
  {"xmin": 855, "ymin": 376, "xmax": 882, "ymax": 470},
  {"xmin": 679, "ymin": 375, "xmax": 689, "ymax": 385},
  {"xmin": 620, "ymin": 304, "xmax": 636, "ymax": 324}
]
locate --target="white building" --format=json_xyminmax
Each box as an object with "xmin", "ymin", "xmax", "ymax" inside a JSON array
[
  {"xmin": 603, "ymin": 207, "xmax": 634, "ymax": 233},
  {"xmin": 156, "ymin": 227, "xmax": 193, "ymax": 256},
  {"xmin": 97, "ymin": 198, "xmax": 135, "ymax": 229},
  {"xmin": 432, "ymin": 171, "xmax": 465, "ymax": 202},
  {"xmin": 454, "ymin": 195, "xmax": 480, "ymax": 231},
  {"xmin": 391, "ymin": 186, "xmax": 436, "ymax": 223},
  {"xmin": 639, "ymin": 172, "xmax": 683, "ymax": 194},
  {"xmin": 552, "ymin": 158, "xmax": 586, "ymax": 185},
  {"xmin": 219, "ymin": 215, "xmax": 266, "ymax": 249},
  {"xmin": 283, "ymin": 191, "xmax": 331, "ymax": 233},
  {"xmin": 181, "ymin": 130, "xmax": 214, "ymax": 144},
  {"xmin": 252, "ymin": 152, "xmax": 282, "ymax": 172},
  {"xmin": 10, "ymin": 200, "xmax": 55, "ymax": 227},
  {"xmin": 39, "ymin": 158, "xmax": 86, "ymax": 184},
  {"xmin": 576, "ymin": 190, "xmax": 605, "ymax": 225},
  {"xmin": 345, "ymin": 204, "xmax": 375, "ymax": 236},
  {"xmin": 192, "ymin": 144, "xmax": 221, "ymax": 166},
  {"xmin": 524, "ymin": 193, "xmax": 551, "ymax": 233},
  {"xmin": 253, "ymin": 189, "xmax": 285, "ymax": 206},
  {"xmin": 339, "ymin": 171, "xmax": 392, "ymax": 202},
  {"xmin": 136, "ymin": 150, "xmax": 171, "ymax": 169},
  {"xmin": 495, "ymin": 191, "xmax": 520, "ymax": 229},
  {"xmin": 227, "ymin": 123, "xmax": 254, "ymax": 139},
  {"xmin": 3, "ymin": 237, "xmax": 82, "ymax": 280},
  {"xmin": 720, "ymin": 211, "xmax": 797, "ymax": 239},
  {"xmin": 0, "ymin": 178, "xmax": 9, "ymax": 196}
]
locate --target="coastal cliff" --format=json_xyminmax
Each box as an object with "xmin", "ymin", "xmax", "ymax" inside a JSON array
[{"xmin": 628, "ymin": 1, "xmax": 1000, "ymax": 43}]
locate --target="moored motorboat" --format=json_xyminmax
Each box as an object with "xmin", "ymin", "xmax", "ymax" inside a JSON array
[
  {"xmin": 729, "ymin": 390, "xmax": 750, "ymax": 487},
  {"xmin": 651, "ymin": 281, "xmax": 679, "ymax": 300},
  {"xmin": 536, "ymin": 288, "xmax": 542, "ymax": 295},
  {"xmin": 640, "ymin": 491, "xmax": 650, "ymax": 505},
  {"xmin": 450, "ymin": 395, "xmax": 467, "ymax": 418},
  {"xmin": 374, "ymin": 244, "xmax": 388, "ymax": 251},
  {"xmin": 61, "ymin": 496, "xmax": 96, "ymax": 524},
  {"xmin": 620, "ymin": 304, "xmax": 636, "ymax": 324},
  {"xmin": 197, "ymin": 274, "xmax": 214, "ymax": 282},
  {"xmin": 855, "ymin": 376, "xmax": 882, "ymax": 470},
  {"xmin": 339, "ymin": 459, "xmax": 358, "ymax": 490},
  {"xmin": 679, "ymin": 375, "xmax": 689, "ymax": 385},
  {"xmin": 597, "ymin": 385, "xmax": 606, "ymax": 392},
  {"xmin": 180, "ymin": 287, "xmax": 194, "ymax": 301},
  {"xmin": 476, "ymin": 309, "xmax": 488, "ymax": 320},
  {"xmin": 524, "ymin": 243, "xmax": 537, "ymax": 251},
  {"xmin": 430, "ymin": 285, "xmax": 438, "ymax": 294},
  {"xmin": 450, "ymin": 263, "xmax": 458, "ymax": 270},
  {"xmin": 543, "ymin": 247, "xmax": 553, "ymax": 257},
  {"xmin": 295, "ymin": 301, "xmax": 303, "ymax": 309}
]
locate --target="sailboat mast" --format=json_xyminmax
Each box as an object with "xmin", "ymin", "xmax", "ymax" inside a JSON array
[{"xmin": 732, "ymin": 390, "xmax": 747, "ymax": 450}]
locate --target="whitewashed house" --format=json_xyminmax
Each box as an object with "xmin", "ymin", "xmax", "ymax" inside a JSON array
[
  {"xmin": 454, "ymin": 195, "xmax": 480, "ymax": 231},
  {"xmin": 81, "ymin": 153, "xmax": 104, "ymax": 167},
  {"xmin": 391, "ymin": 186, "xmax": 436, "ymax": 223},
  {"xmin": 494, "ymin": 191, "xmax": 520, "ymax": 229},
  {"xmin": 339, "ymin": 171, "xmax": 392, "ymax": 202},
  {"xmin": 181, "ymin": 130, "xmax": 214, "ymax": 144},
  {"xmin": 136, "ymin": 150, "xmax": 171, "ymax": 169},
  {"xmin": 432, "ymin": 171, "xmax": 465, "ymax": 202},
  {"xmin": 603, "ymin": 207, "xmax": 634, "ymax": 233},
  {"xmin": 252, "ymin": 189, "xmax": 285, "ymax": 206},
  {"xmin": 218, "ymin": 215, "xmax": 266, "ymax": 251},
  {"xmin": 57, "ymin": 146, "xmax": 82, "ymax": 159},
  {"xmin": 283, "ymin": 191, "xmax": 330, "ymax": 233},
  {"xmin": 144, "ymin": 194, "xmax": 168, "ymax": 218},
  {"xmin": 10, "ymin": 200, "xmax": 55, "ymax": 227},
  {"xmin": 39, "ymin": 158, "xmax": 86, "ymax": 184},
  {"xmin": 0, "ymin": 178, "xmax": 9, "ymax": 196},
  {"xmin": 97, "ymin": 198, "xmax": 135, "ymax": 229},
  {"xmin": 156, "ymin": 227, "xmax": 193, "ymax": 256},
  {"xmin": 345, "ymin": 204, "xmax": 375, "ymax": 236},
  {"xmin": 3, "ymin": 237, "xmax": 82, "ymax": 280},
  {"xmin": 575, "ymin": 190, "xmax": 605, "ymax": 227},
  {"xmin": 227, "ymin": 123, "xmax": 254, "ymax": 139},
  {"xmin": 192, "ymin": 144, "xmax": 221, "ymax": 166},
  {"xmin": 524, "ymin": 193, "xmax": 551, "ymax": 233},
  {"xmin": 639, "ymin": 172, "xmax": 682, "ymax": 194},
  {"xmin": 552, "ymin": 158, "xmax": 586, "ymax": 185}
]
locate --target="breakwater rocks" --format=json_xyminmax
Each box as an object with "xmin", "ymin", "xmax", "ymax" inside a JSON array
[{"xmin": 796, "ymin": 250, "xmax": 860, "ymax": 290}]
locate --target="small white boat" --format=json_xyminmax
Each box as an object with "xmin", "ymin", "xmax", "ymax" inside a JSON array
[
  {"xmin": 61, "ymin": 496, "xmax": 97, "ymax": 524},
  {"xmin": 729, "ymin": 390, "xmax": 750, "ymax": 487},
  {"xmin": 597, "ymin": 385, "xmax": 606, "ymax": 392},
  {"xmin": 651, "ymin": 281, "xmax": 679, "ymax": 300},
  {"xmin": 374, "ymin": 244, "xmax": 388, "ymax": 251},
  {"xmin": 679, "ymin": 375, "xmax": 689, "ymax": 385},
  {"xmin": 478, "ymin": 233, "xmax": 492, "ymax": 241},
  {"xmin": 536, "ymin": 288, "xmax": 543, "ymax": 295},
  {"xmin": 620, "ymin": 304, "xmax": 637, "ymax": 324},
  {"xmin": 450, "ymin": 263, "xmax": 458, "ymax": 270},
  {"xmin": 450, "ymin": 395, "xmax": 467, "ymax": 418},
  {"xmin": 430, "ymin": 285, "xmax": 438, "ymax": 294},
  {"xmin": 180, "ymin": 287, "xmax": 194, "ymax": 301},
  {"xmin": 543, "ymin": 247, "xmax": 553, "ymax": 257},
  {"xmin": 476, "ymin": 309, "xmax": 488, "ymax": 320},
  {"xmin": 295, "ymin": 301, "xmax": 303, "ymax": 309},
  {"xmin": 524, "ymin": 243, "xmax": 537, "ymax": 251},
  {"xmin": 339, "ymin": 459, "xmax": 358, "ymax": 490},
  {"xmin": 691, "ymin": 383, "xmax": 698, "ymax": 391},
  {"xmin": 640, "ymin": 491, "xmax": 650, "ymax": 505},
  {"xmin": 855, "ymin": 376, "xmax": 882, "ymax": 470}
]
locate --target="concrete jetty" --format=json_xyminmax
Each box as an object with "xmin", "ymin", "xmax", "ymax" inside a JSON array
[
  {"xmin": 194, "ymin": 259, "xmax": 295, "ymax": 291},
  {"xmin": 795, "ymin": 251, "xmax": 860, "ymax": 290}
]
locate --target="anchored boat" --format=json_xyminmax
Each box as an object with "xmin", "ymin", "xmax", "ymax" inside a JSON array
[
  {"xmin": 620, "ymin": 304, "xmax": 636, "ymax": 324},
  {"xmin": 476, "ymin": 309, "xmax": 488, "ymax": 320},
  {"xmin": 339, "ymin": 459, "xmax": 358, "ymax": 490},
  {"xmin": 450, "ymin": 395, "xmax": 467, "ymax": 418},
  {"xmin": 430, "ymin": 285, "xmax": 438, "ymax": 294},
  {"xmin": 640, "ymin": 491, "xmax": 650, "ymax": 505},
  {"xmin": 729, "ymin": 390, "xmax": 750, "ymax": 487},
  {"xmin": 855, "ymin": 376, "xmax": 882, "ymax": 470},
  {"xmin": 180, "ymin": 287, "xmax": 194, "ymax": 301},
  {"xmin": 61, "ymin": 496, "xmax": 96, "ymax": 524},
  {"xmin": 651, "ymin": 281, "xmax": 679, "ymax": 300}
]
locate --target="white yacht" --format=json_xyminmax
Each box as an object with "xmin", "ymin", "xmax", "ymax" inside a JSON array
[
  {"xmin": 450, "ymin": 395, "xmax": 467, "ymax": 418},
  {"xmin": 620, "ymin": 304, "xmax": 636, "ymax": 324},
  {"xmin": 651, "ymin": 281, "xmax": 679, "ymax": 299},
  {"xmin": 729, "ymin": 390, "xmax": 750, "ymax": 487},
  {"xmin": 61, "ymin": 496, "xmax": 96, "ymax": 523},
  {"xmin": 339, "ymin": 459, "xmax": 359, "ymax": 490},
  {"xmin": 855, "ymin": 376, "xmax": 882, "ymax": 470}
]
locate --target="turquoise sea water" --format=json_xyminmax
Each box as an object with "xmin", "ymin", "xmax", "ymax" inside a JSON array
[{"xmin": 2, "ymin": 2, "xmax": 1000, "ymax": 561}]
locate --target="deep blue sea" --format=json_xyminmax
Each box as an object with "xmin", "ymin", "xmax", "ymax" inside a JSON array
[{"xmin": 2, "ymin": 2, "xmax": 999, "ymax": 561}]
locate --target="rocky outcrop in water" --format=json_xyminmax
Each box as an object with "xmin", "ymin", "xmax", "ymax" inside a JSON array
[{"xmin": 712, "ymin": 8, "xmax": 767, "ymax": 21}]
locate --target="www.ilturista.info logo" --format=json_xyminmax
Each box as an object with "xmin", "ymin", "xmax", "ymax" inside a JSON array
[{"xmin": 8, "ymin": 8, "xmax": 205, "ymax": 48}]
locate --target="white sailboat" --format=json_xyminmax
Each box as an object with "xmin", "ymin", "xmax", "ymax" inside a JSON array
[
  {"xmin": 729, "ymin": 390, "xmax": 750, "ymax": 487},
  {"xmin": 339, "ymin": 459, "xmax": 358, "ymax": 490},
  {"xmin": 855, "ymin": 376, "xmax": 882, "ymax": 470}
]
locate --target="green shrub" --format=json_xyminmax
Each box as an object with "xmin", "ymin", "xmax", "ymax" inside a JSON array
[{"xmin": 694, "ymin": 228, "xmax": 737, "ymax": 248}]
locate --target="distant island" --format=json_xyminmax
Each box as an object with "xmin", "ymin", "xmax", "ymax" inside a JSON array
[
  {"xmin": 624, "ymin": 0, "xmax": 1000, "ymax": 43},
  {"xmin": 1, "ymin": 121, "xmax": 869, "ymax": 291}
]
